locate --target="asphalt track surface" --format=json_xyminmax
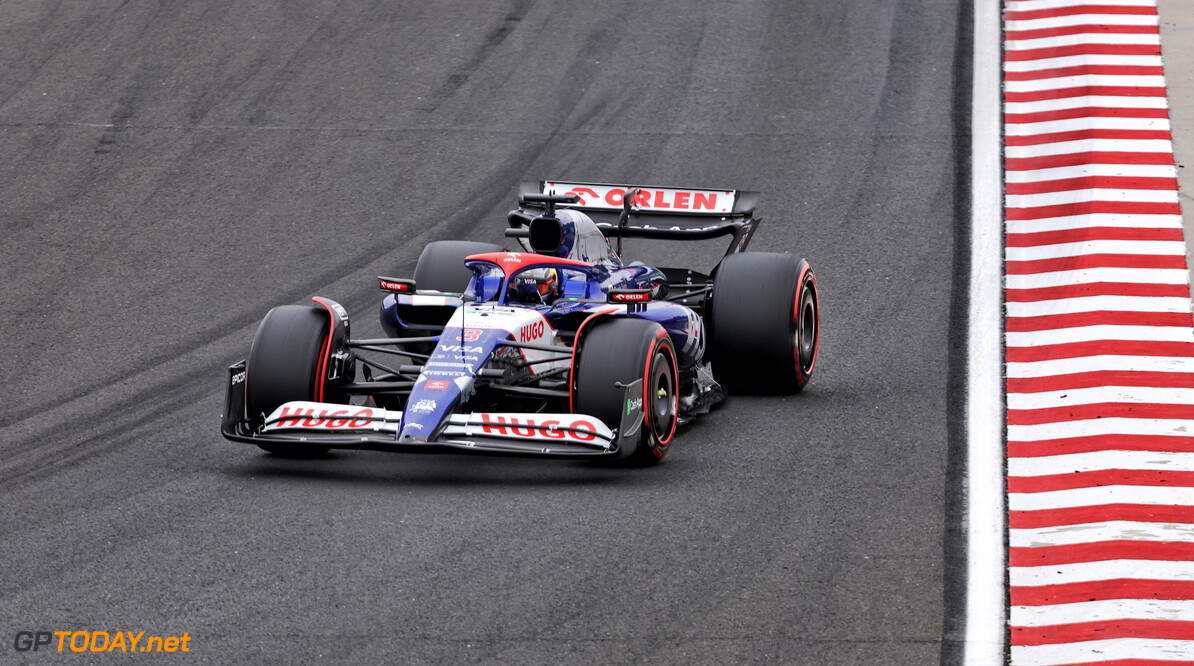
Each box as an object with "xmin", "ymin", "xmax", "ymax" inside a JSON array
[{"xmin": 0, "ymin": 1, "xmax": 969, "ymax": 663}]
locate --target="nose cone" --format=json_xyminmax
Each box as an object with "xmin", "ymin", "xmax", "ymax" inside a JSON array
[
  {"xmin": 398, "ymin": 325, "xmax": 498, "ymax": 441},
  {"xmin": 399, "ymin": 377, "xmax": 467, "ymax": 441}
]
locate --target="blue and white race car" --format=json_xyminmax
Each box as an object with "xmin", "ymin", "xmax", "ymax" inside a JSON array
[{"xmin": 221, "ymin": 180, "xmax": 819, "ymax": 464}]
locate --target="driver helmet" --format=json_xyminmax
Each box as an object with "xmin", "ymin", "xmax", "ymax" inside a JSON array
[{"xmin": 508, "ymin": 268, "xmax": 561, "ymax": 304}]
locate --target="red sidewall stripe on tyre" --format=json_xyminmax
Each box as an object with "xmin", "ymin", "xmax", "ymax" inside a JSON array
[
  {"xmin": 793, "ymin": 265, "xmax": 818, "ymax": 381},
  {"xmin": 1002, "ymin": 1, "xmax": 1194, "ymax": 663},
  {"xmin": 645, "ymin": 332, "xmax": 678, "ymax": 451},
  {"xmin": 311, "ymin": 298, "xmax": 338, "ymax": 403}
]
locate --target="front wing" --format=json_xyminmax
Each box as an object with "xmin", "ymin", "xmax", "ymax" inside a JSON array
[{"xmin": 221, "ymin": 362, "xmax": 645, "ymax": 458}]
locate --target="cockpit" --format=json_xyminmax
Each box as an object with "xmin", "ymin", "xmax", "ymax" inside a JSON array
[
  {"xmin": 464, "ymin": 262, "xmax": 593, "ymax": 306},
  {"xmin": 505, "ymin": 267, "xmax": 561, "ymax": 305}
]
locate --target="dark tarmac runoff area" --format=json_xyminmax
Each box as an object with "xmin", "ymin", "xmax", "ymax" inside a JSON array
[{"xmin": 0, "ymin": 1, "xmax": 968, "ymax": 663}]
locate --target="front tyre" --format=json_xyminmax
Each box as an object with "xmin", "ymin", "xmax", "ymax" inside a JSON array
[
  {"xmin": 573, "ymin": 319, "xmax": 678, "ymax": 465},
  {"xmin": 245, "ymin": 305, "xmax": 333, "ymax": 456},
  {"xmin": 707, "ymin": 252, "xmax": 819, "ymax": 394}
]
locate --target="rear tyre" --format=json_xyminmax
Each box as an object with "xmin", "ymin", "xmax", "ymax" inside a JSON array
[
  {"xmin": 707, "ymin": 252, "xmax": 818, "ymax": 394},
  {"xmin": 413, "ymin": 240, "xmax": 506, "ymax": 294},
  {"xmin": 246, "ymin": 305, "xmax": 333, "ymax": 456},
  {"xmin": 573, "ymin": 318, "xmax": 678, "ymax": 466},
  {"xmin": 399, "ymin": 241, "xmax": 507, "ymax": 354}
]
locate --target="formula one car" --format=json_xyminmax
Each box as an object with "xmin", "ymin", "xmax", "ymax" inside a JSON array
[{"xmin": 221, "ymin": 180, "xmax": 819, "ymax": 464}]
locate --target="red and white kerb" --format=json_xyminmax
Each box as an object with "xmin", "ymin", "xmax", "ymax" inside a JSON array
[{"xmin": 1003, "ymin": 1, "xmax": 1194, "ymax": 663}]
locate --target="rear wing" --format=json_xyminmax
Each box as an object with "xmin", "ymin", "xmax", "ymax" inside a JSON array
[{"xmin": 511, "ymin": 180, "xmax": 761, "ymax": 255}]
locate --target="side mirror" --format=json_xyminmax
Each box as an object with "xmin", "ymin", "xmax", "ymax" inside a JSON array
[
  {"xmin": 608, "ymin": 288, "xmax": 651, "ymax": 313},
  {"xmin": 379, "ymin": 277, "xmax": 415, "ymax": 294}
]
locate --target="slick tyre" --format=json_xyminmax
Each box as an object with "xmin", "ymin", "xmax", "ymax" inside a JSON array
[
  {"xmin": 573, "ymin": 318, "xmax": 678, "ymax": 466},
  {"xmin": 708, "ymin": 252, "xmax": 819, "ymax": 394},
  {"xmin": 246, "ymin": 305, "xmax": 333, "ymax": 456},
  {"xmin": 399, "ymin": 241, "xmax": 507, "ymax": 354},
  {"xmin": 414, "ymin": 240, "xmax": 506, "ymax": 294}
]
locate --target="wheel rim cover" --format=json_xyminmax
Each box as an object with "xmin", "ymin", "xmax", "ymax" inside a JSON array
[
  {"xmin": 649, "ymin": 351, "xmax": 674, "ymax": 440},
  {"xmin": 797, "ymin": 284, "xmax": 817, "ymax": 373}
]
